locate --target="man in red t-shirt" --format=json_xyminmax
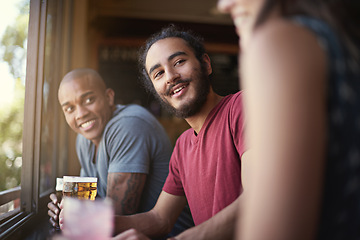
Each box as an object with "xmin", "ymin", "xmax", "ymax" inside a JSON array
[{"xmin": 112, "ymin": 25, "xmax": 247, "ymax": 240}]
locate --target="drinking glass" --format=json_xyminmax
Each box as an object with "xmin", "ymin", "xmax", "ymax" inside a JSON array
[{"xmin": 62, "ymin": 176, "xmax": 97, "ymax": 200}]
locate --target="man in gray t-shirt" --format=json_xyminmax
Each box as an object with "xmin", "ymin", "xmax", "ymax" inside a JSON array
[
  {"xmin": 77, "ymin": 104, "xmax": 171, "ymax": 212},
  {"xmin": 47, "ymin": 68, "xmax": 193, "ymax": 237}
]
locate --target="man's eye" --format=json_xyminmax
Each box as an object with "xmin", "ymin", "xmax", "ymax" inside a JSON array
[
  {"xmin": 175, "ymin": 59, "xmax": 185, "ymax": 66},
  {"xmin": 85, "ymin": 97, "xmax": 93, "ymax": 104},
  {"xmin": 154, "ymin": 70, "xmax": 164, "ymax": 80},
  {"xmin": 64, "ymin": 106, "xmax": 73, "ymax": 113}
]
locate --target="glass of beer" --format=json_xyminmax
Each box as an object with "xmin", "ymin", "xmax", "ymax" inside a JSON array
[
  {"xmin": 55, "ymin": 177, "xmax": 64, "ymax": 202},
  {"xmin": 62, "ymin": 176, "xmax": 97, "ymax": 200}
]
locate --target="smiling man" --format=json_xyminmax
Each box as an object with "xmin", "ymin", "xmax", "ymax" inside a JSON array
[
  {"xmin": 112, "ymin": 25, "xmax": 247, "ymax": 240},
  {"xmin": 145, "ymin": 40, "xmax": 211, "ymax": 120},
  {"xmin": 47, "ymin": 68, "xmax": 194, "ymax": 237}
]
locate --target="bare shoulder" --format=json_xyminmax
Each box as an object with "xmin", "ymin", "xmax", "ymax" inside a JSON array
[
  {"xmin": 243, "ymin": 18, "xmax": 327, "ymax": 88},
  {"xmin": 247, "ymin": 18, "xmax": 326, "ymax": 66}
]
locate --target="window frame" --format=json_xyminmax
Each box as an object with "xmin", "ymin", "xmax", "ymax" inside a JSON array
[{"xmin": 0, "ymin": 0, "xmax": 73, "ymax": 238}]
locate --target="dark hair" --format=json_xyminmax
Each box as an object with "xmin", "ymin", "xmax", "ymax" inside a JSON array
[
  {"xmin": 138, "ymin": 24, "xmax": 207, "ymax": 95},
  {"xmin": 255, "ymin": 0, "xmax": 360, "ymax": 58}
]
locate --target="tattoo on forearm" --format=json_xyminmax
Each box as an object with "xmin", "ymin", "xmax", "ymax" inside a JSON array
[
  {"xmin": 121, "ymin": 174, "xmax": 142, "ymax": 214},
  {"xmin": 108, "ymin": 173, "xmax": 144, "ymax": 215}
]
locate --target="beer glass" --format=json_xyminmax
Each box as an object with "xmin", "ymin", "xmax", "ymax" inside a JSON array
[
  {"xmin": 55, "ymin": 177, "xmax": 64, "ymax": 202},
  {"xmin": 63, "ymin": 176, "xmax": 97, "ymax": 200}
]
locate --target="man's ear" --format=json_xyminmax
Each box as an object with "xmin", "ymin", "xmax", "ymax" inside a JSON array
[
  {"xmin": 203, "ymin": 53, "xmax": 212, "ymax": 75},
  {"xmin": 105, "ymin": 88, "xmax": 115, "ymax": 106}
]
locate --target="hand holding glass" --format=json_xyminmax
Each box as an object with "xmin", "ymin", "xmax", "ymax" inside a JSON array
[{"xmin": 62, "ymin": 176, "xmax": 97, "ymax": 200}]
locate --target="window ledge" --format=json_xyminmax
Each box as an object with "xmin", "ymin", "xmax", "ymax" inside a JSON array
[{"xmin": 0, "ymin": 211, "xmax": 34, "ymax": 239}]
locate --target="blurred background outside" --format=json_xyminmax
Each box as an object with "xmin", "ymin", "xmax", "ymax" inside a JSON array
[{"xmin": 0, "ymin": 0, "xmax": 29, "ymax": 214}]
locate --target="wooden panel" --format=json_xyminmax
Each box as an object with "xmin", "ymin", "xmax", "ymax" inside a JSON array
[
  {"xmin": 71, "ymin": 0, "xmax": 89, "ymax": 68},
  {"xmin": 90, "ymin": 0, "xmax": 232, "ymax": 25}
]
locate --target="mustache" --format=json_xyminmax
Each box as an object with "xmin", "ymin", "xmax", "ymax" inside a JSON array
[{"xmin": 165, "ymin": 79, "xmax": 191, "ymax": 96}]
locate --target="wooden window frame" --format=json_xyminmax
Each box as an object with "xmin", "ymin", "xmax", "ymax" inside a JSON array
[{"xmin": 0, "ymin": 0, "xmax": 72, "ymax": 238}]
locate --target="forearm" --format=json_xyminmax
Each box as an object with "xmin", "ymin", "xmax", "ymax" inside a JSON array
[
  {"xmin": 175, "ymin": 197, "xmax": 240, "ymax": 240},
  {"xmin": 107, "ymin": 172, "xmax": 146, "ymax": 215},
  {"xmin": 114, "ymin": 210, "xmax": 170, "ymax": 238},
  {"xmin": 113, "ymin": 192, "xmax": 188, "ymax": 238}
]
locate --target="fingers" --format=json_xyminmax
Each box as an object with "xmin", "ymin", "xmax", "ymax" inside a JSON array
[
  {"xmin": 50, "ymin": 193, "xmax": 58, "ymax": 203},
  {"xmin": 59, "ymin": 208, "xmax": 65, "ymax": 230},
  {"xmin": 48, "ymin": 193, "xmax": 61, "ymax": 227},
  {"xmin": 48, "ymin": 208, "xmax": 58, "ymax": 220},
  {"xmin": 59, "ymin": 199, "xmax": 64, "ymax": 209},
  {"xmin": 49, "ymin": 216, "xmax": 58, "ymax": 228},
  {"xmin": 59, "ymin": 220, "xmax": 64, "ymax": 230},
  {"xmin": 48, "ymin": 201, "xmax": 59, "ymax": 215},
  {"xmin": 48, "ymin": 203, "xmax": 59, "ymax": 228}
]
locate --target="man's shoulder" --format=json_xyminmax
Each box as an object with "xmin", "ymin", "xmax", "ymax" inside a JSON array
[
  {"xmin": 107, "ymin": 104, "xmax": 146, "ymax": 127},
  {"xmin": 224, "ymin": 91, "xmax": 243, "ymax": 104},
  {"xmin": 112, "ymin": 104, "xmax": 154, "ymax": 121},
  {"xmin": 105, "ymin": 104, "xmax": 162, "ymax": 135},
  {"xmin": 212, "ymin": 91, "xmax": 243, "ymax": 116},
  {"xmin": 224, "ymin": 91, "xmax": 244, "ymax": 110},
  {"xmin": 174, "ymin": 128, "xmax": 194, "ymax": 145}
]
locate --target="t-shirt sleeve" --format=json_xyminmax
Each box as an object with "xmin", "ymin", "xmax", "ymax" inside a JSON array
[
  {"xmin": 162, "ymin": 142, "xmax": 185, "ymax": 196},
  {"xmin": 76, "ymin": 134, "xmax": 93, "ymax": 176},
  {"xmin": 105, "ymin": 116, "xmax": 152, "ymax": 174},
  {"xmin": 80, "ymin": 168, "xmax": 86, "ymax": 177},
  {"xmin": 230, "ymin": 91, "xmax": 247, "ymax": 157}
]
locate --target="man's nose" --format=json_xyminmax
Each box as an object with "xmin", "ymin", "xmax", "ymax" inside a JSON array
[
  {"xmin": 165, "ymin": 68, "xmax": 180, "ymax": 85},
  {"xmin": 75, "ymin": 106, "xmax": 89, "ymax": 120}
]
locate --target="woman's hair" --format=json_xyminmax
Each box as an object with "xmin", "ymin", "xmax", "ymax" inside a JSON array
[
  {"xmin": 137, "ymin": 24, "xmax": 207, "ymax": 95},
  {"xmin": 255, "ymin": 0, "xmax": 360, "ymax": 58}
]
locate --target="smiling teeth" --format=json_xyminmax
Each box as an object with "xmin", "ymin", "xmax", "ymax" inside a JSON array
[
  {"xmin": 81, "ymin": 120, "xmax": 95, "ymax": 128},
  {"xmin": 173, "ymin": 86, "xmax": 185, "ymax": 94}
]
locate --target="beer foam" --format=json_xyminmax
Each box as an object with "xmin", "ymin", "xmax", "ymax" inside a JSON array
[
  {"xmin": 63, "ymin": 176, "xmax": 98, "ymax": 183},
  {"xmin": 56, "ymin": 177, "xmax": 63, "ymax": 191}
]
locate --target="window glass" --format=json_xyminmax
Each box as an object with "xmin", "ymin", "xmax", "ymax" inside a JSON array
[
  {"xmin": 0, "ymin": 0, "xmax": 29, "ymax": 216},
  {"xmin": 39, "ymin": 0, "xmax": 62, "ymax": 195}
]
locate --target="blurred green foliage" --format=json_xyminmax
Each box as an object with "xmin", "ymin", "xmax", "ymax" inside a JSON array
[
  {"xmin": 0, "ymin": 79, "xmax": 24, "ymax": 191},
  {"xmin": 1, "ymin": 1, "xmax": 29, "ymax": 80},
  {"xmin": 0, "ymin": 0, "xmax": 29, "ymax": 192}
]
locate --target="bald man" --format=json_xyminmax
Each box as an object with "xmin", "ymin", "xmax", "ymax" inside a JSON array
[{"xmin": 47, "ymin": 68, "xmax": 194, "ymax": 237}]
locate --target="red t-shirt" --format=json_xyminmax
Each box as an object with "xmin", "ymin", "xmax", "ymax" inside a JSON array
[{"xmin": 163, "ymin": 91, "xmax": 246, "ymax": 225}]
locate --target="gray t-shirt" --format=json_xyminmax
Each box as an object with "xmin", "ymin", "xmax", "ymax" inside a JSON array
[
  {"xmin": 76, "ymin": 104, "xmax": 194, "ymax": 236},
  {"xmin": 76, "ymin": 104, "xmax": 171, "ymax": 212}
]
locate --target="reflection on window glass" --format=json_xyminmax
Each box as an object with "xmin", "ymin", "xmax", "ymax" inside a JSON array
[
  {"xmin": 39, "ymin": 0, "xmax": 59, "ymax": 195},
  {"xmin": 0, "ymin": 0, "xmax": 29, "ymax": 215}
]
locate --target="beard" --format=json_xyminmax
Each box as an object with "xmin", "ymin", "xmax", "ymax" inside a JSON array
[{"xmin": 155, "ymin": 66, "xmax": 210, "ymax": 118}]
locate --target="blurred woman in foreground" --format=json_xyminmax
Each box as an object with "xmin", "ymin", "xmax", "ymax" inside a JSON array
[{"xmin": 218, "ymin": 0, "xmax": 360, "ymax": 239}]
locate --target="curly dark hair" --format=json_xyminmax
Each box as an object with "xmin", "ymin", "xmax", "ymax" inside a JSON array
[{"xmin": 138, "ymin": 24, "xmax": 207, "ymax": 96}]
